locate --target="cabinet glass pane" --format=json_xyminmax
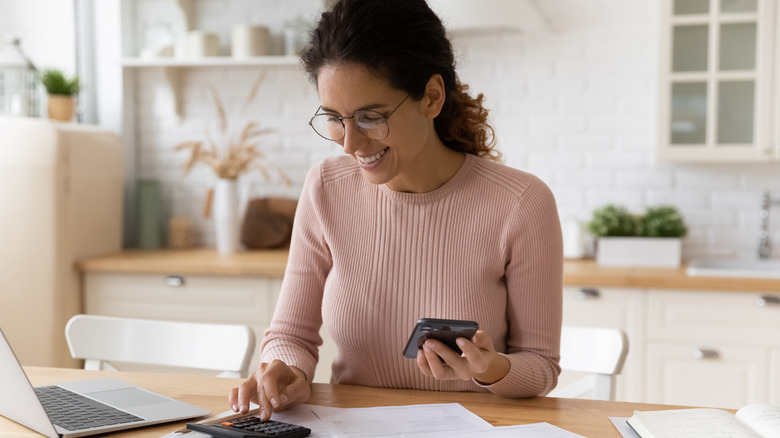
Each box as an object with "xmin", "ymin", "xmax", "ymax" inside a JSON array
[
  {"xmin": 673, "ymin": 25, "xmax": 709, "ymax": 72},
  {"xmin": 719, "ymin": 23, "xmax": 756, "ymax": 70},
  {"xmin": 721, "ymin": 0, "xmax": 757, "ymax": 12},
  {"xmin": 717, "ymin": 80, "xmax": 754, "ymax": 144},
  {"xmin": 674, "ymin": 0, "xmax": 709, "ymax": 14},
  {"xmin": 671, "ymin": 82, "xmax": 708, "ymax": 144}
]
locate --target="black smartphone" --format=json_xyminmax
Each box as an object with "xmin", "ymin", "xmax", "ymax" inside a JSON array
[{"xmin": 402, "ymin": 318, "xmax": 479, "ymax": 359}]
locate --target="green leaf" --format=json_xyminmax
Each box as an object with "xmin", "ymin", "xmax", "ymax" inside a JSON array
[{"xmin": 41, "ymin": 69, "xmax": 80, "ymax": 96}]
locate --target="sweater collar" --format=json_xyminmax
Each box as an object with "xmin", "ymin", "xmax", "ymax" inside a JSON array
[{"xmin": 378, "ymin": 153, "xmax": 476, "ymax": 204}]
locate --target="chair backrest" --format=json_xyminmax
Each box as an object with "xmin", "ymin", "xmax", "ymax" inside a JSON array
[
  {"xmin": 65, "ymin": 315, "xmax": 256, "ymax": 378},
  {"xmin": 548, "ymin": 326, "xmax": 629, "ymax": 401}
]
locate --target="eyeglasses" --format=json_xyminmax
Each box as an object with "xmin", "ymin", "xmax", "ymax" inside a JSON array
[{"xmin": 308, "ymin": 94, "xmax": 411, "ymax": 142}]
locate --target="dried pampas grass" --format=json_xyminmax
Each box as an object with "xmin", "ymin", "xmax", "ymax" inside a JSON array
[{"xmin": 175, "ymin": 72, "xmax": 291, "ymax": 183}]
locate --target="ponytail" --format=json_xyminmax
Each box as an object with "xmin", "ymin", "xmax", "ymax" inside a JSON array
[{"xmin": 435, "ymin": 82, "xmax": 500, "ymax": 161}]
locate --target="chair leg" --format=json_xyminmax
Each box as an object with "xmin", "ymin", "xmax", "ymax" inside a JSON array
[
  {"xmin": 593, "ymin": 374, "xmax": 616, "ymax": 401},
  {"xmin": 84, "ymin": 359, "xmax": 102, "ymax": 371}
]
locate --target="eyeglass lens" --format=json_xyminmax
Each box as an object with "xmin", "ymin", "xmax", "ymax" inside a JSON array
[{"xmin": 310, "ymin": 110, "xmax": 389, "ymax": 141}]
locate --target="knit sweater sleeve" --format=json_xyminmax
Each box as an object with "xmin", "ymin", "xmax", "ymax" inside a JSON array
[
  {"xmin": 259, "ymin": 162, "xmax": 332, "ymax": 382},
  {"xmin": 476, "ymin": 176, "xmax": 563, "ymax": 397}
]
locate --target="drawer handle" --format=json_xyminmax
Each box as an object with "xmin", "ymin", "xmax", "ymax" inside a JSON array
[
  {"xmin": 756, "ymin": 295, "xmax": 780, "ymax": 307},
  {"xmin": 692, "ymin": 348, "xmax": 719, "ymax": 360},
  {"xmin": 576, "ymin": 288, "xmax": 601, "ymax": 300},
  {"xmin": 163, "ymin": 276, "xmax": 186, "ymax": 287}
]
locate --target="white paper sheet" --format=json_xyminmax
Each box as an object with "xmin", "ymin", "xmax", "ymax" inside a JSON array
[
  {"xmin": 423, "ymin": 422, "xmax": 586, "ymax": 438},
  {"xmin": 306, "ymin": 403, "xmax": 493, "ymax": 437},
  {"xmin": 609, "ymin": 416, "xmax": 641, "ymax": 438}
]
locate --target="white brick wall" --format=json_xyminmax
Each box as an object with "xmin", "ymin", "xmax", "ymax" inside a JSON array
[{"xmin": 132, "ymin": 0, "xmax": 780, "ymax": 259}]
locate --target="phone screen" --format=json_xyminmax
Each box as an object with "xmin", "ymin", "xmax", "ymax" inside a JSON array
[{"xmin": 402, "ymin": 318, "xmax": 479, "ymax": 359}]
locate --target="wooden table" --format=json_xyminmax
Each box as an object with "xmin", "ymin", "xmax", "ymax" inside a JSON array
[{"xmin": 1, "ymin": 367, "xmax": 696, "ymax": 437}]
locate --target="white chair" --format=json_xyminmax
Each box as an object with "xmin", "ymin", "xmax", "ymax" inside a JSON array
[
  {"xmin": 65, "ymin": 314, "xmax": 256, "ymax": 378},
  {"xmin": 548, "ymin": 326, "xmax": 629, "ymax": 401}
]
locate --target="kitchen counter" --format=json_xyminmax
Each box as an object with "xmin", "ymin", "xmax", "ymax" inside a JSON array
[
  {"xmin": 77, "ymin": 249, "xmax": 780, "ymax": 292},
  {"xmin": 76, "ymin": 248, "xmax": 288, "ymax": 277}
]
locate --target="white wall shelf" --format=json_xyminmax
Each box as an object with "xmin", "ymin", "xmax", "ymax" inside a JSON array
[
  {"xmin": 121, "ymin": 56, "xmax": 303, "ymax": 119},
  {"xmin": 121, "ymin": 56, "xmax": 301, "ymax": 68}
]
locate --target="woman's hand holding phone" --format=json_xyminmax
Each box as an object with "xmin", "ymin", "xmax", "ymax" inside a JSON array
[
  {"xmin": 228, "ymin": 359, "xmax": 311, "ymax": 421},
  {"xmin": 416, "ymin": 330, "xmax": 510, "ymax": 385}
]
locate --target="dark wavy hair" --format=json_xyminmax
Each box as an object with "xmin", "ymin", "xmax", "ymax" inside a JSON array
[{"xmin": 301, "ymin": 0, "xmax": 500, "ymax": 161}]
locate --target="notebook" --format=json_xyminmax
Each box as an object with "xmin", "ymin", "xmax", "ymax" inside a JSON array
[{"xmin": 0, "ymin": 328, "xmax": 210, "ymax": 438}]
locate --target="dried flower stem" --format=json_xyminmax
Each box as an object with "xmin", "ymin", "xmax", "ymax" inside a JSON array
[{"xmin": 174, "ymin": 73, "xmax": 290, "ymax": 184}]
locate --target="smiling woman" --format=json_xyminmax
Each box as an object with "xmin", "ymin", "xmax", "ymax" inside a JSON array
[{"xmin": 230, "ymin": 0, "xmax": 564, "ymax": 422}]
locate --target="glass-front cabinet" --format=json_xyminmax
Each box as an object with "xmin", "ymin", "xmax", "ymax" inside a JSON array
[{"xmin": 658, "ymin": 0, "xmax": 777, "ymax": 161}]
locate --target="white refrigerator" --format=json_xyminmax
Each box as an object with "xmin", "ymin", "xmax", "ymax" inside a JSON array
[{"xmin": 0, "ymin": 116, "xmax": 124, "ymax": 367}]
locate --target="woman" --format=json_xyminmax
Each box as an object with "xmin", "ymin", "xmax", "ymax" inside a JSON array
[{"xmin": 230, "ymin": 0, "xmax": 563, "ymax": 420}]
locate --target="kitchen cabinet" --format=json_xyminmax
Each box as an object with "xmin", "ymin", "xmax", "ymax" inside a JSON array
[
  {"xmin": 563, "ymin": 283, "xmax": 780, "ymax": 406},
  {"xmin": 657, "ymin": 0, "xmax": 778, "ymax": 162},
  {"xmin": 645, "ymin": 288, "xmax": 780, "ymax": 408},
  {"xmin": 562, "ymin": 287, "xmax": 645, "ymax": 402},
  {"xmin": 83, "ymin": 270, "xmax": 337, "ymax": 383},
  {"xmin": 645, "ymin": 342, "xmax": 767, "ymax": 409}
]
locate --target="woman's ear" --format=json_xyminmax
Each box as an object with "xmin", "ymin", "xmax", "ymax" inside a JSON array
[{"xmin": 423, "ymin": 74, "xmax": 446, "ymax": 118}]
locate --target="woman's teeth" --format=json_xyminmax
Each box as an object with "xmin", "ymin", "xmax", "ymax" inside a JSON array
[{"xmin": 358, "ymin": 147, "xmax": 388, "ymax": 164}]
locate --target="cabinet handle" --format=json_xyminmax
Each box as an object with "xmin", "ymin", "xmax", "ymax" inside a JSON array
[
  {"xmin": 163, "ymin": 275, "xmax": 186, "ymax": 287},
  {"xmin": 576, "ymin": 288, "xmax": 601, "ymax": 300},
  {"xmin": 756, "ymin": 295, "xmax": 780, "ymax": 307},
  {"xmin": 692, "ymin": 348, "xmax": 719, "ymax": 360}
]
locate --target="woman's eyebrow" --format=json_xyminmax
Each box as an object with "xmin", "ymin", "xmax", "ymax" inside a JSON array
[{"xmin": 319, "ymin": 102, "xmax": 388, "ymax": 114}]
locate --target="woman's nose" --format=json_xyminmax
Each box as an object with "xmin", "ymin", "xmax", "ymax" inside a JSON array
[{"xmin": 341, "ymin": 121, "xmax": 367, "ymax": 155}]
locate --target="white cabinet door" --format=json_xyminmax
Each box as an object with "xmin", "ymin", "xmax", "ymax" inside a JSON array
[
  {"xmin": 658, "ymin": 0, "xmax": 777, "ymax": 161},
  {"xmin": 562, "ymin": 287, "xmax": 644, "ymax": 402},
  {"xmin": 646, "ymin": 342, "xmax": 767, "ymax": 409}
]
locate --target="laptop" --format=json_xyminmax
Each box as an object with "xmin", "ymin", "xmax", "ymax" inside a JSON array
[{"xmin": 0, "ymin": 328, "xmax": 210, "ymax": 438}]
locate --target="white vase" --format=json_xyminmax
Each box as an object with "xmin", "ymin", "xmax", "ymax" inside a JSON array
[{"xmin": 214, "ymin": 179, "xmax": 241, "ymax": 254}]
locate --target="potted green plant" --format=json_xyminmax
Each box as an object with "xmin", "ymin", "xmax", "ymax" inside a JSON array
[
  {"xmin": 588, "ymin": 204, "xmax": 687, "ymax": 267},
  {"xmin": 41, "ymin": 69, "xmax": 80, "ymax": 122}
]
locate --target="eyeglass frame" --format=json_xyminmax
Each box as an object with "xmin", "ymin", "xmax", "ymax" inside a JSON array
[{"xmin": 308, "ymin": 93, "xmax": 412, "ymax": 142}]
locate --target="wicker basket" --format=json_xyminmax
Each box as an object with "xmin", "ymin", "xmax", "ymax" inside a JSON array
[{"xmin": 47, "ymin": 95, "xmax": 74, "ymax": 122}]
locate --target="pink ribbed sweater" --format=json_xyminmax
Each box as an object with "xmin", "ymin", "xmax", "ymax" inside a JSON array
[{"xmin": 260, "ymin": 153, "xmax": 563, "ymax": 398}]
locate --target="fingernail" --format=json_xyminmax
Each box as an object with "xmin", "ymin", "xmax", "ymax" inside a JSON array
[
  {"xmin": 280, "ymin": 394, "xmax": 288, "ymax": 404},
  {"xmin": 456, "ymin": 338, "xmax": 466, "ymax": 347},
  {"xmin": 240, "ymin": 405, "xmax": 246, "ymax": 413},
  {"xmin": 423, "ymin": 343, "xmax": 431, "ymax": 352},
  {"xmin": 271, "ymin": 397, "xmax": 279, "ymax": 408},
  {"xmin": 232, "ymin": 404, "xmax": 238, "ymax": 412},
  {"xmin": 260, "ymin": 409, "xmax": 268, "ymax": 421}
]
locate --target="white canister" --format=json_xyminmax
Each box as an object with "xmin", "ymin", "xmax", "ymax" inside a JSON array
[
  {"xmin": 231, "ymin": 25, "xmax": 271, "ymax": 58},
  {"xmin": 562, "ymin": 217, "xmax": 586, "ymax": 259},
  {"xmin": 185, "ymin": 31, "xmax": 220, "ymax": 58}
]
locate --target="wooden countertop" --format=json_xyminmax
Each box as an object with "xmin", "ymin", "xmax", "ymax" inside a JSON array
[
  {"xmin": 76, "ymin": 248, "xmax": 289, "ymax": 277},
  {"xmin": 77, "ymin": 249, "xmax": 780, "ymax": 292},
  {"xmin": 562, "ymin": 260, "xmax": 780, "ymax": 292}
]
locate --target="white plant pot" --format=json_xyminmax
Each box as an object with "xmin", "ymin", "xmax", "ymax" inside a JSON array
[
  {"xmin": 596, "ymin": 237, "xmax": 682, "ymax": 268},
  {"xmin": 214, "ymin": 179, "xmax": 241, "ymax": 254}
]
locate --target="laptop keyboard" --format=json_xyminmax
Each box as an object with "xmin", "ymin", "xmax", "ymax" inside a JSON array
[{"xmin": 34, "ymin": 385, "xmax": 144, "ymax": 431}]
